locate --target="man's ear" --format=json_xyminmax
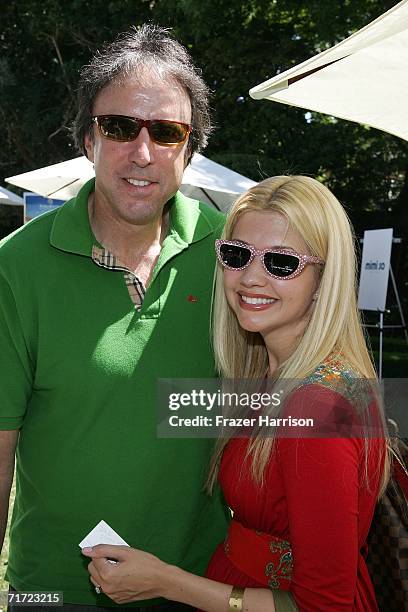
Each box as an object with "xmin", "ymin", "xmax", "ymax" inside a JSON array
[{"xmin": 84, "ymin": 132, "xmax": 95, "ymax": 162}]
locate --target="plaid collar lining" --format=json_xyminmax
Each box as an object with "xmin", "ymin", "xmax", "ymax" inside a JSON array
[{"xmin": 91, "ymin": 245, "xmax": 146, "ymax": 310}]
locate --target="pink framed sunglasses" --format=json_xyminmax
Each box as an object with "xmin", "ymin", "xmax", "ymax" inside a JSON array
[{"xmin": 215, "ymin": 239, "xmax": 324, "ymax": 280}]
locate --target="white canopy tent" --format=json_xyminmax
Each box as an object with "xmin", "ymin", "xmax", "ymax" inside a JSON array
[
  {"xmin": 181, "ymin": 154, "xmax": 256, "ymax": 210},
  {"xmin": 249, "ymin": 0, "xmax": 408, "ymax": 141},
  {"xmin": 0, "ymin": 186, "xmax": 25, "ymax": 238},
  {"xmin": 0, "ymin": 186, "xmax": 24, "ymax": 206},
  {"xmin": 6, "ymin": 153, "xmax": 256, "ymax": 213}
]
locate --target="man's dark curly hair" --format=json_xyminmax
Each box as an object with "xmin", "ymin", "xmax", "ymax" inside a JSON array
[{"xmin": 72, "ymin": 24, "xmax": 212, "ymax": 164}]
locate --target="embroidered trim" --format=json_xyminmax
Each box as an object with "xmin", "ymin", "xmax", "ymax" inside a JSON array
[
  {"xmin": 300, "ymin": 354, "xmax": 370, "ymax": 406},
  {"xmin": 265, "ymin": 539, "xmax": 293, "ymax": 589}
]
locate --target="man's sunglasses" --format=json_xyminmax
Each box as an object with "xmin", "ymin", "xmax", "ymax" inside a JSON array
[
  {"xmin": 91, "ymin": 114, "xmax": 192, "ymax": 146},
  {"xmin": 215, "ymin": 239, "xmax": 324, "ymax": 280}
]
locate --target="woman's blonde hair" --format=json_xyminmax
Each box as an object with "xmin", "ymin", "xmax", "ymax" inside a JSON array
[{"xmin": 207, "ymin": 175, "xmax": 389, "ymax": 494}]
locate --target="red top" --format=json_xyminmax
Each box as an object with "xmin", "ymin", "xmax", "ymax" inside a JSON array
[{"xmin": 205, "ymin": 381, "xmax": 384, "ymax": 612}]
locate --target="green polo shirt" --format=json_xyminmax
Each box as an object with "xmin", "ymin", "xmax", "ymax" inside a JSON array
[{"xmin": 0, "ymin": 179, "xmax": 228, "ymax": 606}]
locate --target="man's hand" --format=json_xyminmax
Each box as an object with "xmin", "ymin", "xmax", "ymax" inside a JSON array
[
  {"xmin": 0, "ymin": 430, "xmax": 19, "ymax": 553},
  {"xmin": 82, "ymin": 544, "xmax": 168, "ymax": 604}
]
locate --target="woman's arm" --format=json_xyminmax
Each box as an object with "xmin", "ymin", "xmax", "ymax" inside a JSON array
[
  {"xmin": 277, "ymin": 385, "xmax": 367, "ymax": 611},
  {"xmin": 82, "ymin": 544, "xmax": 284, "ymax": 611}
]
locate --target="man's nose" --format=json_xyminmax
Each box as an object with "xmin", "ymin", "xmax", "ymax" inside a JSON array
[
  {"xmin": 239, "ymin": 255, "xmax": 268, "ymax": 287},
  {"xmin": 129, "ymin": 127, "xmax": 153, "ymax": 166}
]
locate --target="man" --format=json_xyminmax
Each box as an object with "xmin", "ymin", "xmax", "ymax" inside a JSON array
[{"xmin": 0, "ymin": 25, "xmax": 228, "ymax": 611}]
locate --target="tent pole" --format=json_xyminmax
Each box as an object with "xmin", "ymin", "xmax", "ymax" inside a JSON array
[{"xmin": 201, "ymin": 188, "xmax": 221, "ymax": 212}]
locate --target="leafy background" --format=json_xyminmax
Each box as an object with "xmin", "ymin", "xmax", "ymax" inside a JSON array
[
  {"xmin": 1, "ymin": 0, "xmax": 406, "ymax": 341},
  {"xmin": 1, "ymin": 0, "xmax": 407, "ymax": 227}
]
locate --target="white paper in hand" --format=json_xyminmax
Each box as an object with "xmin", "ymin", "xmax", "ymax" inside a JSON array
[{"xmin": 79, "ymin": 520, "xmax": 130, "ymax": 549}]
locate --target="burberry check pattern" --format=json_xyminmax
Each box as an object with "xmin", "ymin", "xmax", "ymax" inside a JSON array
[{"xmin": 92, "ymin": 245, "xmax": 146, "ymax": 310}]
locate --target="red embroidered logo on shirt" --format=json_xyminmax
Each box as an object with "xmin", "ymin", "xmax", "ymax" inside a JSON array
[{"xmin": 187, "ymin": 294, "xmax": 198, "ymax": 303}]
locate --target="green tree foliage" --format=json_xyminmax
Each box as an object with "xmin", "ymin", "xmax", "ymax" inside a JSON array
[
  {"xmin": 0, "ymin": 0, "xmax": 406, "ymax": 244},
  {"xmin": 0, "ymin": 0, "xmax": 155, "ymax": 175}
]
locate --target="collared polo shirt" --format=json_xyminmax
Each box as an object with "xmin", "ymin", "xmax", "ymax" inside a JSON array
[{"xmin": 0, "ymin": 179, "xmax": 228, "ymax": 606}]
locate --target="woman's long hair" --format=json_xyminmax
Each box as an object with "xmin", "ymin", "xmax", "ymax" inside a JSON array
[{"xmin": 206, "ymin": 175, "xmax": 389, "ymax": 495}]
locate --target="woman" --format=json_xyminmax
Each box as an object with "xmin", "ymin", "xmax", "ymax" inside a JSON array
[{"xmin": 83, "ymin": 176, "xmax": 389, "ymax": 611}]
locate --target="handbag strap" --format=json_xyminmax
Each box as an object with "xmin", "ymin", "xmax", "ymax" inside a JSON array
[{"xmin": 386, "ymin": 439, "xmax": 408, "ymax": 507}]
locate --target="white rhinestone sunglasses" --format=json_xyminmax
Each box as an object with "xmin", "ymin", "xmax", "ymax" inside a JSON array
[{"xmin": 215, "ymin": 239, "xmax": 324, "ymax": 280}]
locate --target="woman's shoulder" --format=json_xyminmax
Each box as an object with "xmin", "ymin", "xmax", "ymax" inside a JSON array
[
  {"xmin": 278, "ymin": 355, "xmax": 382, "ymax": 451},
  {"xmin": 299, "ymin": 353, "xmax": 372, "ymax": 406},
  {"xmin": 281, "ymin": 354, "xmax": 379, "ymax": 437}
]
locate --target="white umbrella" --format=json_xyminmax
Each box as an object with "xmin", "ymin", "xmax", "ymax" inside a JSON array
[
  {"xmin": 181, "ymin": 154, "xmax": 256, "ymax": 210},
  {"xmin": 0, "ymin": 186, "xmax": 25, "ymax": 237},
  {"xmin": 249, "ymin": 0, "xmax": 408, "ymax": 140},
  {"xmin": 6, "ymin": 157, "xmax": 95, "ymax": 203},
  {"xmin": 6, "ymin": 153, "xmax": 256, "ymax": 213},
  {"xmin": 0, "ymin": 186, "xmax": 24, "ymax": 206}
]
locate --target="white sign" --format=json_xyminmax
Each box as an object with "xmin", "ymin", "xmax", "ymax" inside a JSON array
[{"xmin": 358, "ymin": 228, "xmax": 393, "ymax": 311}]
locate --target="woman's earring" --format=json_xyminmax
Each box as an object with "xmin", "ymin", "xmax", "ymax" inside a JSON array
[{"xmin": 312, "ymin": 292, "xmax": 319, "ymax": 301}]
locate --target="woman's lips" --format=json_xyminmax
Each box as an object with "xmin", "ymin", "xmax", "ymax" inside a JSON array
[{"xmin": 238, "ymin": 292, "xmax": 278, "ymax": 311}]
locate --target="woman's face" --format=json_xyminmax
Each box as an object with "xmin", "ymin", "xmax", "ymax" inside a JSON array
[{"xmin": 223, "ymin": 210, "xmax": 320, "ymax": 350}]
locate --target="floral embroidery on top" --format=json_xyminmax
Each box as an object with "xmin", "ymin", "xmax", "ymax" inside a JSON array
[
  {"xmin": 294, "ymin": 354, "xmax": 376, "ymax": 438},
  {"xmin": 265, "ymin": 538, "xmax": 293, "ymax": 589},
  {"xmin": 300, "ymin": 354, "xmax": 370, "ymax": 406}
]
